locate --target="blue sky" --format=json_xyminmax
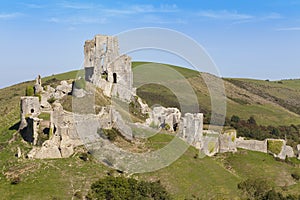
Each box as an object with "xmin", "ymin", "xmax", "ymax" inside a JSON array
[{"xmin": 1, "ymin": 0, "xmax": 300, "ymax": 88}]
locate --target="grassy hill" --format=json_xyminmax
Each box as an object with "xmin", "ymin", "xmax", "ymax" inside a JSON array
[
  {"xmin": 0, "ymin": 63, "xmax": 300, "ymax": 199},
  {"xmin": 133, "ymin": 62, "xmax": 300, "ymax": 126}
]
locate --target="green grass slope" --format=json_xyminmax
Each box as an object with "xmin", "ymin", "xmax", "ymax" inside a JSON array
[
  {"xmin": 1, "ymin": 132, "xmax": 300, "ymax": 199},
  {"xmin": 133, "ymin": 62, "xmax": 300, "ymax": 126},
  {"xmin": 226, "ymin": 78, "xmax": 300, "ymax": 119}
]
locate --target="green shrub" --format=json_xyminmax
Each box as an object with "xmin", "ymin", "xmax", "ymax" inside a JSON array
[
  {"xmin": 208, "ymin": 142, "xmax": 216, "ymax": 154},
  {"xmin": 164, "ymin": 123, "xmax": 171, "ymax": 131},
  {"xmin": 102, "ymin": 128, "xmax": 119, "ymax": 141},
  {"xmin": 49, "ymin": 127, "xmax": 53, "ymax": 139},
  {"xmin": 101, "ymin": 73, "xmax": 108, "ymax": 80},
  {"xmin": 25, "ymin": 86, "xmax": 34, "ymax": 96},
  {"xmin": 231, "ymin": 115, "xmax": 240, "ymax": 123},
  {"xmin": 38, "ymin": 112, "xmax": 50, "ymax": 121},
  {"xmin": 86, "ymin": 176, "xmax": 171, "ymax": 200},
  {"xmin": 129, "ymin": 97, "xmax": 148, "ymax": 122},
  {"xmin": 60, "ymin": 95, "xmax": 72, "ymax": 112},
  {"xmin": 47, "ymin": 97, "xmax": 56, "ymax": 104},
  {"xmin": 42, "ymin": 78, "xmax": 60, "ymax": 88},
  {"xmin": 237, "ymin": 179, "xmax": 271, "ymax": 199},
  {"xmin": 247, "ymin": 116, "xmax": 257, "ymax": 125},
  {"xmin": 231, "ymin": 135, "xmax": 236, "ymax": 142},
  {"xmin": 34, "ymin": 93, "xmax": 41, "ymax": 102},
  {"xmin": 267, "ymin": 140, "xmax": 283, "ymax": 155}
]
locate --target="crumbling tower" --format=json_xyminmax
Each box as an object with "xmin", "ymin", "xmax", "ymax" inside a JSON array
[{"xmin": 84, "ymin": 35, "xmax": 135, "ymax": 101}]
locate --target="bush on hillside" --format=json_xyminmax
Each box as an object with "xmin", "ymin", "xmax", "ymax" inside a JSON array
[
  {"xmin": 237, "ymin": 179, "xmax": 271, "ymax": 199},
  {"xmin": 86, "ymin": 176, "xmax": 171, "ymax": 200},
  {"xmin": 25, "ymin": 86, "xmax": 34, "ymax": 96}
]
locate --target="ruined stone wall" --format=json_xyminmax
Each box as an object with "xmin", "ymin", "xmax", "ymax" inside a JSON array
[
  {"xmin": 84, "ymin": 34, "xmax": 134, "ymax": 101},
  {"xmin": 179, "ymin": 113, "xmax": 203, "ymax": 149},
  {"xmin": 111, "ymin": 108, "xmax": 133, "ymax": 140},
  {"xmin": 236, "ymin": 137, "xmax": 267, "ymax": 153},
  {"xmin": 146, "ymin": 106, "xmax": 181, "ymax": 132},
  {"xmin": 20, "ymin": 96, "xmax": 41, "ymax": 129},
  {"xmin": 266, "ymin": 139, "xmax": 295, "ymax": 159},
  {"xmin": 84, "ymin": 35, "xmax": 119, "ymax": 75},
  {"xmin": 201, "ymin": 131, "xmax": 220, "ymax": 156},
  {"xmin": 219, "ymin": 129, "xmax": 237, "ymax": 153}
]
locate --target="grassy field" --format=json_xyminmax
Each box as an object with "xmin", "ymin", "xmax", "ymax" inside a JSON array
[
  {"xmin": 1, "ymin": 63, "xmax": 300, "ymax": 199},
  {"xmin": 1, "ymin": 132, "xmax": 300, "ymax": 199}
]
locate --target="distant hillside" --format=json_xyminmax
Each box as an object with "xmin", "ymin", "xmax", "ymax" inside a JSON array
[{"xmin": 133, "ymin": 62, "xmax": 300, "ymax": 126}]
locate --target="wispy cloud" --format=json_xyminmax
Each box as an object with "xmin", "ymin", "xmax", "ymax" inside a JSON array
[
  {"xmin": 276, "ymin": 27, "xmax": 300, "ymax": 31},
  {"xmin": 0, "ymin": 13, "xmax": 22, "ymax": 20},
  {"xmin": 47, "ymin": 3, "xmax": 179, "ymax": 25},
  {"xmin": 58, "ymin": 1, "xmax": 95, "ymax": 10},
  {"xmin": 129, "ymin": 4, "xmax": 179, "ymax": 13},
  {"xmin": 47, "ymin": 16, "xmax": 107, "ymax": 25},
  {"xmin": 58, "ymin": 2, "xmax": 178, "ymax": 14},
  {"xmin": 137, "ymin": 15, "xmax": 186, "ymax": 24},
  {"xmin": 231, "ymin": 12, "xmax": 283, "ymax": 25},
  {"xmin": 197, "ymin": 10, "xmax": 253, "ymax": 20},
  {"xmin": 196, "ymin": 10, "xmax": 283, "ymax": 25},
  {"xmin": 262, "ymin": 12, "xmax": 283, "ymax": 20},
  {"xmin": 100, "ymin": 4, "xmax": 179, "ymax": 16},
  {"xmin": 21, "ymin": 3, "xmax": 46, "ymax": 9}
]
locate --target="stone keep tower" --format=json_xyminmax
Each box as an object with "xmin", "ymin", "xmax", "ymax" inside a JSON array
[
  {"xmin": 179, "ymin": 113, "xmax": 204, "ymax": 149},
  {"xmin": 84, "ymin": 34, "xmax": 135, "ymax": 101},
  {"xmin": 19, "ymin": 96, "xmax": 41, "ymax": 130}
]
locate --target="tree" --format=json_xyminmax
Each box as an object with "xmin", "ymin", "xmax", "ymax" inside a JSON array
[
  {"xmin": 231, "ymin": 115, "xmax": 240, "ymax": 123},
  {"xmin": 247, "ymin": 116, "xmax": 257, "ymax": 125}
]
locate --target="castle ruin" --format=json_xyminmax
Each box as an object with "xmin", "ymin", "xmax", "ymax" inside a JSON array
[
  {"xmin": 84, "ymin": 35, "xmax": 135, "ymax": 101},
  {"xmin": 18, "ymin": 34, "xmax": 300, "ymax": 162}
]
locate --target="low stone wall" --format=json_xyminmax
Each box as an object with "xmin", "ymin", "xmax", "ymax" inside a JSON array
[{"xmin": 236, "ymin": 137, "xmax": 267, "ymax": 153}]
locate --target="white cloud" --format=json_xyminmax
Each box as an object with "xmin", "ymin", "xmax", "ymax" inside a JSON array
[
  {"xmin": 0, "ymin": 13, "xmax": 22, "ymax": 20},
  {"xmin": 21, "ymin": 3, "xmax": 46, "ymax": 9},
  {"xmin": 196, "ymin": 10, "xmax": 283, "ymax": 24},
  {"xmin": 276, "ymin": 27, "xmax": 300, "ymax": 31},
  {"xmin": 58, "ymin": 1, "xmax": 95, "ymax": 10},
  {"xmin": 262, "ymin": 12, "xmax": 283, "ymax": 20},
  {"xmin": 47, "ymin": 3, "xmax": 179, "ymax": 25},
  {"xmin": 47, "ymin": 16, "xmax": 107, "ymax": 25},
  {"xmin": 102, "ymin": 4, "xmax": 179, "ymax": 16},
  {"xmin": 138, "ymin": 15, "xmax": 186, "ymax": 24},
  {"xmin": 197, "ymin": 10, "xmax": 253, "ymax": 20}
]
